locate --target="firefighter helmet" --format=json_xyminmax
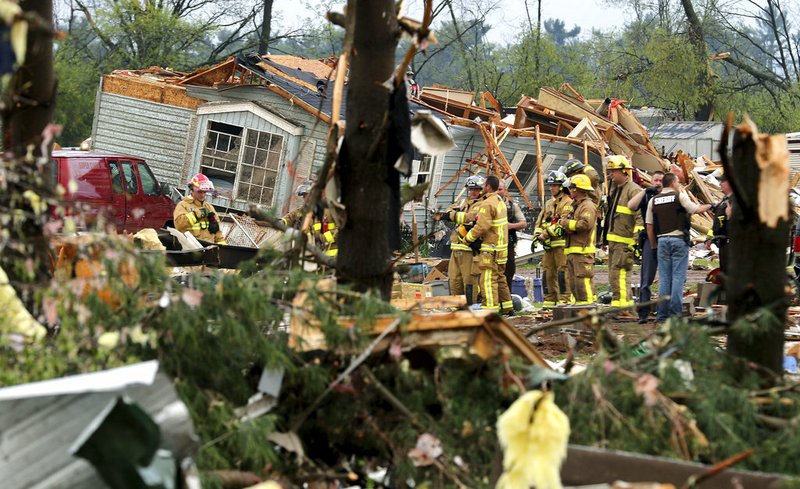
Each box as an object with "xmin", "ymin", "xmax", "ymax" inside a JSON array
[
  {"xmin": 606, "ymin": 154, "xmax": 633, "ymax": 172},
  {"xmin": 545, "ymin": 170, "xmax": 567, "ymax": 186},
  {"xmin": 465, "ymin": 175, "xmax": 486, "ymax": 189},
  {"xmin": 295, "ymin": 179, "xmax": 314, "ymax": 196},
  {"xmin": 563, "ymin": 158, "xmax": 585, "ymax": 176},
  {"xmin": 570, "ymin": 174, "xmax": 594, "ymax": 192},
  {"xmin": 188, "ymin": 173, "xmax": 214, "ymax": 192}
]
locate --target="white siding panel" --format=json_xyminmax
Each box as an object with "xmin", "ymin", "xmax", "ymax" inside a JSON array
[
  {"xmin": 93, "ymin": 92, "xmax": 194, "ymax": 188},
  {"xmin": 788, "ymin": 132, "xmax": 800, "ymax": 173}
]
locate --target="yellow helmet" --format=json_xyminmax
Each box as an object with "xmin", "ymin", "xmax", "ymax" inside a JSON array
[
  {"xmin": 606, "ymin": 154, "xmax": 632, "ymax": 171},
  {"xmin": 569, "ymin": 174, "xmax": 594, "ymax": 192}
]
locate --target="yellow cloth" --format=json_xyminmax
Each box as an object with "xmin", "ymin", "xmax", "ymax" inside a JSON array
[{"xmin": 0, "ymin": 267, "xmax": 47, "ymax": 340}]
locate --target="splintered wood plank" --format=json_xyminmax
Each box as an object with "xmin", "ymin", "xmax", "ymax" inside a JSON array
[
  {"xmin": 690, "ymin": 170, "xmax": 714, "ymax": 203},
  {"xmin": 485, "ymin": 317, "xmax": 550, "ymax": 367},
  {"xmin": 791, "ymin": 171, "xmax": 800, "ymax": 189},
  {"xmin": 390, "ymin": 295, "xmax": 467, "ymax": 311}
]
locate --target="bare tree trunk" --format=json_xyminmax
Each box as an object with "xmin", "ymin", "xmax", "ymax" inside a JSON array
[
  {"xmin": 0, "ymin": 0, "xmax": 55, "ymax": 315},
  {"xmin": 679, "ymin": 0, "xmax": 714, "ymax": 120},
  {"xmin": 535, "ymin": 0, "xmax": 541, "ymax": 79},
  {"xmin": 6, "ymin": 0, "xmax": 55, "ymax": 158},
  {"xmin": 723, "ymin": 117, "xmax": 789, "ymax": 379},
  {"xmin": 258, "ymin": 0, "xmax": 273, "ymax": 55},
  {"xmin": 446, "ymin": 1, "xmax": 475, "ymax": 91},
  {"xmin": 337, "ymin": 0, "xmax": 398, "ymax": 298}
]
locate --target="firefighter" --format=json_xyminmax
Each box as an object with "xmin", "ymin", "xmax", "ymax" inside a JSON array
[
  {"xmin": 559, "ymin": 174, "xmax": 598, "ymax": 305},
  {"xmin": 564, "ymin": 158, "xmax": 605, "ymax": 247},
  {"xmin": 563, "ymin": 158, "xmax": 602, "ymax": 204},
  {"xmin": 174, "ymin": 173, "xmax": 226, "ymax": 244},
  {"xmin": 435, "ymin": 175, "xmax": 485, "ymax": 304},
  {"xmin": 498, "ymin": 181, "xmax": 528, "ymax": 300},
  {"xmin": 462, "ymin": 175, "xmax": 508, "ymax": 311},
  {"xmin": 707, "ymin": 173, "xmax": 732, "ymax": 275},
  {"xmin": 281, "ymin": 179, "xmax": 338, "ymax": 258},
  {"xmin": 534, "ymin": 170, "xmax": 573, "ymax": 307},
  {"xmin": 602, "ymin": 155, "xmax": 643, "ymax": 313}
]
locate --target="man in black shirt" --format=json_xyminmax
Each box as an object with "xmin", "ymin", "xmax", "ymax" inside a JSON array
[{"xmin": 646, "ymin": 173, "xmax": 713, "ymax": 321}]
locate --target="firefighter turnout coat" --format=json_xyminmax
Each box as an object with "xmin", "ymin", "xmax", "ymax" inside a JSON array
[
  {"xmin": 464, "ymin": 191, "xmax": 508, "ymax": 310},
  {"xmin": 604, "ymin": 179, "xmax": 643, "ymax": 307},
  {"xmin": 281, "ymin": 206, "xmax": 338, "ymax": 257},
  {"xmin": 445, "ymin": 196, "xmax": 482, "ymax": 303},
  {"xmin": 561, "ymin": 196, "xmax": 598, "ymax": 304},
  {"xmin": 535, "ymin": 192, "xmax": 573, "ymax": 305},
  {"xmin": 174, "ymin": 196, "xmax": 226, "ymax": 244}
]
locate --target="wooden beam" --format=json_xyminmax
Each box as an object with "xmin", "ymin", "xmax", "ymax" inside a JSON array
[
  {"xmin": 330, "ymin": 52, "xmax": 348, "ymax": 126},
  {"xmin": 475, "ymin": 124, "xmax": 533, "ymax": 208},
  {"xmin": 535, "ymin": 125, "xmax": 545, "ymax": 207},
  {"xmin": 583, "ymin": 140, "xmax": 589, "ymax": 166}
]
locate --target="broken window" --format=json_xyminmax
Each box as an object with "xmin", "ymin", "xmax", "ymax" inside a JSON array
[
  {"xmin": 237, "ymin": 129, "xmax": 284, "ymax": 205},
  {"xmin": 199, "ymin": 120, "xmax": 285, "ymax": 205},
  {"xmin": 417, "ymin": 155, "xmax": 433, "ymax": 184},
  {"xmin": 201, "ymin": 121, "xmax": 243, "ymax": 199},
  {"xmin": 515, "ymin": 154, "xmax": 537, "ymax": 189},
  {"xmin": 410, "ymin": 155, "xmax": 435, "ymax": 192}
]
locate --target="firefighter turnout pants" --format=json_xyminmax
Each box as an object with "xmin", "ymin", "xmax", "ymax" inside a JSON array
[
  {"xmin": 478, "ymin": 251, "xmax": 503, "ymax": 311},
  {"xmin": 497, "ymin": 262, "xmax": 513, "ymax": 312},
  {"xmin": 449, "ymin": 250, "xmax": 478, "ymax": 304},
  {"xmin": 542, "ymin": 247, "xmax": 569, "ymax": 307},
  {"xmin": 567, "ymin": 253, "xmax": 594, "ymax": 305},
  {"xmin": 609, "ymin": 242, "xmax": 634, "ymax": 307}
]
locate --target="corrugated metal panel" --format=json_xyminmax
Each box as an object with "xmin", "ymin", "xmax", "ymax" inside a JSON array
[
  {"xmin": 93, "ymin": 92, "xmax": 194, "ymax": 187},
  {"xmin": 652, "ymin": 137, "xmax": 720, "ymax": 160},
  {"xmin": 650, "ymin": 121, "xmax": 722, "ymax": 140},
  {"xmin": 0, "ymin": 372, "xmax": 194, "ymax": 489}
]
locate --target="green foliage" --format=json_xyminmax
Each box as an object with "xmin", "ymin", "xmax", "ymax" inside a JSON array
[
  {"xmin": 557, "ymin": 319, "xmax": 800, "ymax": 475},
  {"xmin": 54, "ymin": 41, "xmax": 103, "ymax": 146},
  {"xmin": 97, "ymin": 1, "xmax": 212, "ymax": 69}
]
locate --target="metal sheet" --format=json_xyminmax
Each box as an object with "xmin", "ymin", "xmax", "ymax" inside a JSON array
[
  {"xmin": 0, "ymin": 365, "xmax": 197, "ymax": 489},
  {"xmin": 562, "ymin": 445, "xmax": 789, "ymax": 488}
]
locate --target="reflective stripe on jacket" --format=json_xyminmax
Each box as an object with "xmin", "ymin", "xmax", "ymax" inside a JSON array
[
  {"xmin": 464, "ymin": 192, "xmax": 508, "ymax": 261},
  {"xmin": 282, "ymin": 205, "xmax": 338, "ymax": 256},
  {"xmin": 534, "ymin": 192, "xmax": 572, "ymax": 249},
  {"xmin": 173, "ymin": 196, "xmax": 226, "ymax": 244},
  {"xmin": 605, "ymin": 179, "xmax": 643, "ymax": 246},
  {"xmin": 565, "ymin": 197, "xmax": 598, "ymax": 255},
  {"xmin": 447, "ymin": 197, "xmax": 481, "ymax": 251}
]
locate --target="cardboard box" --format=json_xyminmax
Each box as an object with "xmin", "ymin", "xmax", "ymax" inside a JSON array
[
  {"xmin": 424, "ymin": 267, "xmax": 447, "ymax": 282},
  {"xmin": 392, "ymin": 282, "xmax": 433, "ymax": 300}
]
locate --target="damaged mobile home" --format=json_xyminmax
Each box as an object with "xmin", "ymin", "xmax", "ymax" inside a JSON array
[{"xmin": 90, "ymin": 54, "xmax": 674, "ymax": 229}]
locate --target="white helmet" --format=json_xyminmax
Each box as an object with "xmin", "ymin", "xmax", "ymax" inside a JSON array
[
  {"xmin": 295, "ymin": 179, "xmax": 314, "ymax": 196},
  {"xmin": 465, "ymin": 175, "xmax": 486, "ymax": 189}
]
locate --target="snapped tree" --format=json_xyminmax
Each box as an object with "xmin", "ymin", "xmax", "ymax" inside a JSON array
[{"xmin": 336, "ymin": 0, "xmax": 399, "ymax": 298}]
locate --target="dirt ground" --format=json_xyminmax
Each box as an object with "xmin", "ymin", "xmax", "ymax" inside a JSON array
[
  {"xmin": 507, "ymin": 311, "xmax": 660, "ymax": 360},
  {"xmin": 515, "ymin": 265, "xmax": 712, "ymax": 294},
  {"xmin": 508, "ymin": 265, "xmax": 714, "ymax": 361}
]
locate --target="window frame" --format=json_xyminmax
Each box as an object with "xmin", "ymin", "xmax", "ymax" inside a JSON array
[
  {"xmin": 199, "ymin": 119, "xmax": 286, "ymax": 206},
  {"xmin": 410, "ymin": 154, "xmax": 436, "ymax": 188}
]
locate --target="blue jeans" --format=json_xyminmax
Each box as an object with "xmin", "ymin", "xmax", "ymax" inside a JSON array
[
  {"xmin": 656, "ymin": 236, "xmax": 689, "ymax": 321},
  {"xmin": 638, "ymin": 237, "xmax": 658, "ymax": 320}
]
